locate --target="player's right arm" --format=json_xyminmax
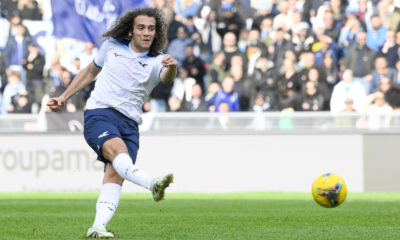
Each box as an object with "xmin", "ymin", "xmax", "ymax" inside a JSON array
[{"xmin": 47, "ymin": 62, "xmax": 101, "ymax": 112}]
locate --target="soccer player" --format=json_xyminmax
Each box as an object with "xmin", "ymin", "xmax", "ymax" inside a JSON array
[{"xmin": 47, "ymin": 7, "xmax": 177, "ymax": 238}]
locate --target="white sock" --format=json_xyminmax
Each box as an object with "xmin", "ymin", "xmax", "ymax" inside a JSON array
[
  {"xmin": 93, "ymin": 183, "xmax": 121, "ymax": 227},
  {"xmin": 112, "ymin": 153, "xmax": 154, "ymax": 189}
]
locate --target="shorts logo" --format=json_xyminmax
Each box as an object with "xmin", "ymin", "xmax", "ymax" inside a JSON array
[
  {"xmin": 113, "ymin": 53, "xmax": 123, "ymax": 57},
  {"xmin": 98, "ymin": 131, "xmax": 110, "ymax": 138}
]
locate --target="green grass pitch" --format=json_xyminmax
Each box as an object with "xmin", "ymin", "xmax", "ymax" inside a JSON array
[{"xmin": 0, "ymin": 192, "xmax": 399, "ymax": 239}]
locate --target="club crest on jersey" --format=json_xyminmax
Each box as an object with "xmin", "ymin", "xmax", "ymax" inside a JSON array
[{"xmin": 138, "ymin": 61, "xmax": 148, "ymax": 68}]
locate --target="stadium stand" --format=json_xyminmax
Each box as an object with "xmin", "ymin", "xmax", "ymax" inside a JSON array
[{"xmin": 1, "ymin": 0, "xmax": 400, "ymax": 131}]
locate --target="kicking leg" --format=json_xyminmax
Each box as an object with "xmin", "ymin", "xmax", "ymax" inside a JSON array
[
  {"xmin": 102, "ymin": 137, "xmax": 173, "ymax": 202},
  {"xmin": 102, "ymin": 137, "xmax": 154, "ymax": 189}
]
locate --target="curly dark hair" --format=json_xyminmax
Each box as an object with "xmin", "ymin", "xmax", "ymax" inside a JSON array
[{"xmin": 102, "ymin": 7, "xmax": 167, "ymax": 57}]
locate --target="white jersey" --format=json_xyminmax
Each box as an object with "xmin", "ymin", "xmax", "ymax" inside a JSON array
[{"xmin": 86, "ymin": 38, "xmax": 164, "ymax": 124}]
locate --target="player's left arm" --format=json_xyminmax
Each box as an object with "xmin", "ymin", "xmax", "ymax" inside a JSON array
[{"xmin": 160, "ymin": 54, "xmax": 178, "ymax": 85}]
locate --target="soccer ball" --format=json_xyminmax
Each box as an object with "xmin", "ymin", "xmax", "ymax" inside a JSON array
[{"xmin": 312, "ymin": 173, "xmax": 347, "ymax": 208}]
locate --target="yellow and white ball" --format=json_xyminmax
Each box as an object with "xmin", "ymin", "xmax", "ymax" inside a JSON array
[{"xmin": 312, "ymin": 173, "xmax": 347, "ymax": 208}]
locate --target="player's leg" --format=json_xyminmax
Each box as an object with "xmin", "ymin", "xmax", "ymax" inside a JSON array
[
  {"xmin": 102, "ymin": 137, "xmax": 157, "ymax": 189},
  {"xmin": 84, "ymin": 109, "xmax": 123, "ymax": 238},
  {"xmin": 87, "ymin": 165, "xmax": 122, "ymax": 238},
  {"xmin": 103, "ymin": 128, "xmax": 173, "ymax": 202},
  {"xmin": 122, "ymin": 135, "xmax": 173, "ymax": 202}
]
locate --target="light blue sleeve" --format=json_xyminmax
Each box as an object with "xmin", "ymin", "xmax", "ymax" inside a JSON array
[{"xmin": 93, "ymin": 39, "xmax": 110, "ymax": 68}]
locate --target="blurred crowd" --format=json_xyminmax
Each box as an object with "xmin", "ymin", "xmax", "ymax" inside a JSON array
[{"xmin": 1, "ymin": 0, "xmax": 400, "ymax": 117}]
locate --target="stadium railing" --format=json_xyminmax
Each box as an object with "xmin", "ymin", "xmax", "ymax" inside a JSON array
[{"xmin": 1, "ymin": 111, "xmax": 400, "ymax": 133}]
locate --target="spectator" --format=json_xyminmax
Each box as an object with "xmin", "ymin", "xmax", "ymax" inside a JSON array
[
  {"xmin": 1, "ymin": 0, "xmax": 18, "ymax": 20},
  {"xmin": 277, "ymin": 59, "xmax": 301, "ymax": 110},
  {"xmin": 70, "ymin": 57, "xmax": 82, "ymax": 75},
  {"xmin": 50, "ymin": 69, "xmax": 83, "ymax": 112},
  {"xmin": 377, "ymin": 0, "xmax": 391, "ymax": 31},
  {"xmin": 338, "ymin": 17, "xmax": 363, "ymax": 57},
  {"xmin": 194, "ymin": 8, "xmax": 222, "ymax": 54},
  {"xmin": 245, "ymin": 29, "xmax": 265, "ymax": 76},
  {"xmin": 150, "ymin": 0, "xmax": 171, "ymax": 9},
  {"xmin": 332, "ymin": 97, "xmax": 357, "ymax": 128},
  {"xmin": 173, "ymin": 0, "xmax": 202, "ymax": 20},
  {"xmin": 2, "ymin": 0, "xmax": 400, "ymax": 116},
  {"xmin": 205, "ymin": 81, "xmax": 220, "ymax": 102},
  {"xmin": 379, "ymin": 77, "xmax": 393, "ymax": 94},
  {"xmin": 252, "ymin": 93, "xmax": 271, "ymax": 112},
  {"xmin": 217, "ymin": 101, "xmax": 230, "ymax": 112},
  {"xmin": 330, "ymin": 69, "xmax": 367, "ymax": 113},
  {"xmin": 284, "ymin": 49, "xmax": 296, "ymax": 63},
  {"xmin": 8, "ymin": 90, "xmax": 32, "ymax": 113},
  {"xmin": 59, "ymin": 39, "xmax": 84, "ymax": 74},
  {"xmin": 79, "ymin": 42, "xmax": 98, "ymax": 69},
  {"xmin": 259, "ymin": 17, "xmax": 274, "ymax": 49},
  {"xmin": 182, "ymin": 44, "xmax": 206, "ymax": 92},
  {"xmin": 230, "ymin": 55, "xmax": 254, "ymax": 111},
  {"xmin": 290, "ymin": 11, "xmax": 303, "ymax": 35},
  {"xmin": 216, "ymin": 2, "xmax": 245, "ymax": 39},
  {"xmin": 190, "ymin": 31, "xmax": 212, "ymax": 64},
  {"xmin": 181, "ymin": 83, "xmax": 206, "ymax": 112},
  {"xmin": 298, "ymin": 81, "xmax": 325, "ymax": 111},
  {"xmin": 237, "ymin": 28, "xmax": 249, "ymax": 53},
  {"xmin": 302, "ymin": 0, "xmax": 324, "ymax": 25},
  {"xmin": 271, "ymin": 28, "xmax": 294, "ymax": 73},
  {"xmin": 253, "ymin": 56, "xmax": 279, "ymax": 111},
  {"xmin": 360, "ymin": 91, "xmax": 392, "ymax": 129},
  {"xmin": 167, "ymin": 95, "xmax": 182, "ymax": 112},
  {"xmin": 291, "ymin": 22, "xmax": 316, "ymax": 57},
  {"xmin": 389, "ymin": 2, "xmax": 400, "ymax": 30},
  {"xmin": 343, "ymin": 31, "xmax": 376, "ymax": 93},
  {"xmin": 323, "ymin": 10, "xmax": 340, "ymax": 42},
  {"xmin": 305, "ymin": 67, "xmax": 331, "ymax": 109},
  {"xmin": 329, "ymin": 0, "xmax": 344, "ymax": 24},
  {"xmin": 220, "ymin": 31, "xmax": 243, "ymax": 72},
  {"xmin": 366, "ymin": 15, "xmax": 388, "ymax": 52},
  {"xmin": 393, "ymin": 60, "xmax": 400, "ymax": 88},
  {"xmin": 297, "ymin": 51, "xmax": 316, "ymax": 85},
  {"xmin": 166, "ymin": 26, "xmax": 192, "ymax": 66},
  {"xmin": 207, "ymin": 76, "xmax": 239, "ymax": 112},
  {"xmin": 320, "ymin": 52, "xmax": 339, "ymax": 93},
  {"xmin": 170, "ymin": 67, "xmax": 196, "ymax": 103},
  {"xmin": 8, "ymin": 14, "xmax": 31, "ymax": 38},
  {"xmin": 342, "ymin": 98, "xmax": 356, "ymax": 112},
  {"xmin": 378, "ymin": 30, "xmax": 398, "ymax": 68},
  {"xmin": 273, "ymin": 0, "xmax": 293, "ymax": 31},
  {"xmin": 1, "ymin": 71, "xmax": 25, "ymax": 113},
  {"xmin": 0, "ymin": 10, "xmax": 10, "ymax": 51},
  {"xmin": 183, "ymin": 16, "xmax": 198, "ymax": 37},
  {"xmin": 251, "ymin": 2, "xmax": 272, "ymax": 30},
  {"xmin": 313, "ymin": 34, "xmax": 340, "ymax": 67},
  {"xmin": 357, "ymin": 0, "xmax": 374, "ymax": 29},
  {"xmin": 370, "ymin": 57, "xmax": 395, "ymax": 94},
  {"xmin": 48, "ymin": 57, "xmax": 63, "ymax": 88},
  {"xmin": 18, "ymin": 0, "xmax": 42, "ymax": 20},
  {"xmin": 207, "ymin": 51, "xmax": 227, "ymax": 84},
  {"xmin": 162, "ymin": 7, "xmax": 185, "ymax": 43},
  {"xmin": 4, "ymin": 24, "xmax": 31, "ymax": 84},
  {"xmin": 396, "ymin": 31, "xmax": 400, "ymax": 46},
  {"xmin": 22, "ymin": 42, "xmax": 45, "ymax": 105}
]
